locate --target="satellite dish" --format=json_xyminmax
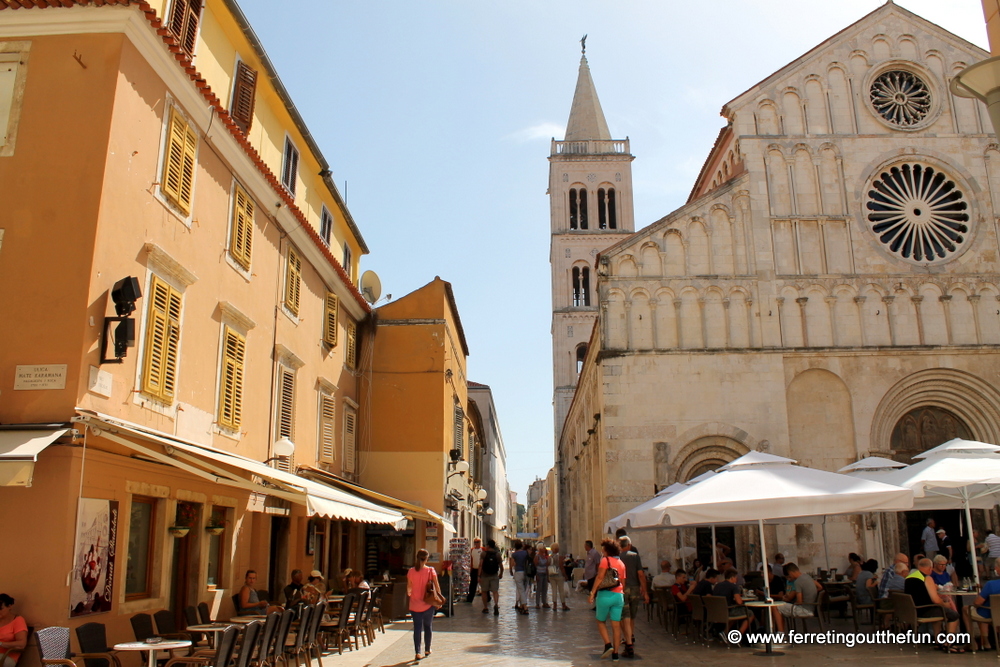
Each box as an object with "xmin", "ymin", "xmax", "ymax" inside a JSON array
[{"xmin": 360, "ymin": 270, "xmax": 382, "ymax": 304}]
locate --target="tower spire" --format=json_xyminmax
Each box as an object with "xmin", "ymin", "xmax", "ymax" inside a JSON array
[{"xmin": 564, "ymin": 47, "xmax": 612, "ymax": 142}]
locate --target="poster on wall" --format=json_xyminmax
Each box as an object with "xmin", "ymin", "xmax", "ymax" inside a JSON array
[{"xmin": 69, "ymin": 498, "xmax": 119, "ymax": 617}]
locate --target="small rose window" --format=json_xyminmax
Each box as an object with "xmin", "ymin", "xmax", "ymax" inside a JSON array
[{"xmin": 870, "ymin": 70, "xmax": 931, "ymax": 127}]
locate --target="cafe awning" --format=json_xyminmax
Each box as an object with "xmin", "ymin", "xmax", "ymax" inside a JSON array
[
  {"xmin": 299, "ymin": 466, "xmax": 446, "ymax": 526},
  {"xmin": 0, "ymin": 427, "xmax": 70, "ymax": 487},
  {"xmin": 73, "ymin": 411, "xmax": 406, "ymax": 529}
]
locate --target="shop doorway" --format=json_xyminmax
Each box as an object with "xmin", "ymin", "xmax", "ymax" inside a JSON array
[
  {"xmin": 170, "ymin": 502, "xmax": 201, "ymax": 628},
  {"xmin": 268, "ymin": 515, "xmax": 289, "ymax": 601}
]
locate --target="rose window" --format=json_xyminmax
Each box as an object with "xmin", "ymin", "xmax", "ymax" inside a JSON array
[
  {"xmin": 865, "ymin": 163, "xmax": 969, "ymax": 263},
  {"xmin": 870, "ymin": 70, "xmax": 931, "ymax": 127}
]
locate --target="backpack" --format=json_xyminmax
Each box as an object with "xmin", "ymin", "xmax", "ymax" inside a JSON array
[
  {"xmin": 482, "ymin": 549, "xmax": 501, "ymax": 575},
  {"xmin": 525, "ymin": 556, "xmax": 537, "ymax": 578}
]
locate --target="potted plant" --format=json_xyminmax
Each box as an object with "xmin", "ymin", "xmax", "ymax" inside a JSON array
[
  {"xmin": 168, "ymin": 526, "xmax": 190, "ymax": 538},
  {"xmin": 205, "ymin": 521, "xmax": 225, "ymax": 536},
  {"xmin": 169, "ymin": 502, "xmax": 198, "ymax": 537}
]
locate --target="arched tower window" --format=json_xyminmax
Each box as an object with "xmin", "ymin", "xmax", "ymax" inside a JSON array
[
  {"xmin": 576, "ymin": 344, "xmax": 587, "ymax": 375},
  {"xmin": 572, "ymin": 266, "xmax": 591, "ymax": 307},
  {"xmin": 598, "ymin": 188, "xmax": 617, "ymax": 230},
  {"xmin": 569, "ymin": 188, "xmax": 588, "ymax": 230}
]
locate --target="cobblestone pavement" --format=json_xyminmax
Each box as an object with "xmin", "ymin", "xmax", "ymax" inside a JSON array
[{"xmin": 343, "ymin": 578, "xmax": 998, "ymax": 666}]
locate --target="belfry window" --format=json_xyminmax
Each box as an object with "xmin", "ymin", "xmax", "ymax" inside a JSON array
[
  {"xmin": 572, "ymin": 266, "xmax": 591, "ymax": 307},
  {"xmin": 598, "ymin": 188, "xmax": 617, "ymax": 230},
  {"xmin": 576, "ymin": 344, "xmax": 587, "ymax": 375},
  {"xmin": 569, "ymin": 188, "xmax": 588, "ymax": 230}
]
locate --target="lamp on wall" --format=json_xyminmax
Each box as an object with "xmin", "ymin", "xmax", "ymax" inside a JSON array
[
  {"xmin": 476, "ymin": 488, "xmax": 488, "ymax": 501},
  {"xmin": 447, "ymin": 460, "xmax": 470, "ymax": 480},
  {"xmin": 100, "ymin": 276, "xmax": 142, "ymax": 364},
  {"xmin": 264, "ymin": 437, "xmax": 296, "ymax": 464}
]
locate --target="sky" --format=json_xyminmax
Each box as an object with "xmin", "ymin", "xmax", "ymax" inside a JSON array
[{"xmin": 235, "ymin": 0, "xmax": 989, "ymax": 502}]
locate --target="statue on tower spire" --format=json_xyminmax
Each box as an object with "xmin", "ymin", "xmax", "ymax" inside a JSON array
[{"xmin": 581, "ymin": 34, "xmax": 587, "ymax": 55}]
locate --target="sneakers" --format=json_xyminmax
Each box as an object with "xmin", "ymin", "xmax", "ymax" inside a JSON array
[
  {"xmin": 612, "ymin": 653, "xmax": 620, "ymax": 663},
  {"xmin": 481, "ymin": 608, "xmax": 488, "ymax": 614},
  {"xmin": 494, "ymin": 605, "xmax": 499, "ymax": 615},
  {"xmin": 601, "ymin": 644, "xmax": 614, "ymax": 659},
  {"xmin": 623, "ymin": 645, "xmax": 634, "ymax": 659}
]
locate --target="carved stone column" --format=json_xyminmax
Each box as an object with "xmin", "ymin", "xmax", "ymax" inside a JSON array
[
  {"xmin": 746, "ymin": 298, "xmax": 756, "ymax": 348},
  {"xmin": 911, "ymin": 295, "xmax": 924, "ymax": 346},
  {"xmin": 939, "ymin": 294, "xmax": 953, "ymax": 345},
  {"xmin": 722, "ymin": 298, "xmax": 731, "ymax": 348},
  {"xmin": 698, "ymin": 297, "xmax": 708, "ymax": 348},
  {"xmin": 796, "ymin": 296, "xmax": 809, "ymax": 347},
  {"xmin": 775, "ymin": 296, "xmax": 786, "ymax": 347},
  {"xmin": 649, "ymin": 299, "xmax": 659, "ymax": 349},
  {"xmin": 673, "ymin": 298, "xmax": 683, "ymax": 348},
  {"xmin": 854, "ymin": 296, "xmax": 867, "ymax": 346},
  {"xmin": 883, "ymin": 295, "xmax": 896, "ymax": 346},
  {"xmin": 825, "ymin": 296, "xmax": 838, "ymax": 346},
  {"xmin": 624, "ymin": 300, "xmax": 633, "ymax": 350},
  {"xmin": 970, "ymin": 294, "xmax": 982, "ymax": 344}
]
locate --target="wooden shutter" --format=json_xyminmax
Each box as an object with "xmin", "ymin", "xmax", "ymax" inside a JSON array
[
  {"xmin": 323, "ymin": 293, "xmax": 339, "ymax": 347},
  {"xmin": 284, "ymin": 247, "xmax": 302, "ymax": 316},
  {"xmin": 343, "ymin": 405, "xmax": 356, "ymax": 474},
  {"xmin": 318, "ymin": 394, "xmax": 336, "ymax": 464},
  {"xmin": 454, "ymin": 406, "xmax": 464, "ymax": 454},
  {"xmin": 218, "ymin": 327, "xmax": 245, "ymax": 430},
  {"xmin": 141, "ymin": 276, "xmax": 182, "ymax": 402},
  {"xmin": 344, "ymin": 320, "xmax": 357, "ymax": 369},
  {"xmin": 274, "ymin": 367, "xmax": 295, "ymax": 472},
  {"xmin": 169, "ymin": 0, "xmax": 203, "ymax": 58},
  {"xmin": 161, "ymin": 107, "xmax": 197, "ymax": 216},
  {"xmin": 231, "ymin": 61, "xmax": 257, "ymax": 134},
  {"xmin": 230, "ymin": 183, "xmax": 254, "ymax": 269},
  {"xmin": 282, "ymin": 139, "xmax": 298, "ymax": 194}
]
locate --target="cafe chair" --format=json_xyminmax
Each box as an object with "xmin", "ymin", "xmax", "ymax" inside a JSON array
[
  {"xmin": 197, "ymin": 603, "xmax": 213, "ymax": 625},
  {"xmin": 847, "ymin": 587, "xmax": 876, "ymax": 630},
  {"xmin": 890, "ymin": 592, "xmax": 944, "ymax": 637},
  {"xmin": 687, "ymin": 595, "xmax": 706, "ymax": 644},
  {"xmin": 790, "ymin": 590, "xmax": 828, "ymax": 633},
  {"xmin": 74, "ymin": 623, "xmax": 123, "ymax": 667},
  {"xmin": 321, "ymin": 592, "xmax": 356, "ymax": 655},
  {"xmin": 370, "ymin": 587, "xmax": 385, "ymax": 635},
  {"xmin": 183, "ymin": 607, "xmax": 209, "ymax": 648},
  {"xmin": 269, "ymin": 610, "xmax": 295, "ymax": 666},
  {"xmin": 38, "ymin": 627, "xmax": 79, "ymax": 667},
  {"xmin": 163, "ymin": 626, "xmax": 238, "ymax": 667},
  {"xmin": 249, "ymin": 612, "xmax": 279, "ymax": 667},
  {"xmin": 703, "ymin": 595, "xmax": 747, "ymax": 647},
  {"xmin": 347, "ymin": 591, "xmax": 370, "ymax": 651},
  {"xmin": 231, "ymin": 621, "xmax": 261, "ymax": 667},
  {"xmin": 967, "ymin": 593, "xmax": 1000, "ymax": 655},
  {"xmin": 282, "ymin": 604, "xmax": 312, "ymax": 667},
  {"xmin": 299, "ymin": 604, "xmax": 325, "ymax": 666}
]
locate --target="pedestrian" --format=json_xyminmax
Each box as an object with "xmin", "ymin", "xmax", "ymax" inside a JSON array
[
  {"xmin": 588, "ymin": 539, "xmax": 626, "ymax": 663},
  {"xmin": 986, "ymin": 530, "xmax": 1000, "ymax": 577},
  {"xmin": 534, "ymin": 544, "xmax": 551, "ymax": 609},
  {"xmin": 549, "ymin": 543, "xmax": 570, "ymax": 610},
  {"xmin": 509, "ymin": 539, "xmax": 530, "ymax": 615},
  {"xmin": 922, "ymin": 518, "xmax": 939, "ymax": 560},
  {"xmin": 479, "ymin": 539, "xmax": 503, "ymax": 615},
  {"xmin": 583, "ymin": 539, "xmax": 601, "ymax": 592},
  {"xmin": 937, "ymin": 528, "xmax": 954, "ymax": 563},
  {"xmin": 407, "ymin": 548, "xmax": 441, "ymax": 661},
  {"xmin": 467, "ymin": 537, "xmax": 484, "ymax": 603},
  {"xmin": 617, "ymin": 535, "xmax": 649, "ymax": 657},
  {"xmin": 526, "ymin": 544, "xmax": 537, "ymax": 597},
  {"xmin": 691, "ymin": 558, "xmax": 705, "ymax": 581}
]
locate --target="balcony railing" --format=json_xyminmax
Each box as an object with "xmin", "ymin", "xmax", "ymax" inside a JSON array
[{"xmin": 551, "ymin": 139, "xmax": 630, "ymax": 156}]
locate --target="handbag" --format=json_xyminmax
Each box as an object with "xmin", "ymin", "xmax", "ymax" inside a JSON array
[
  {"xmin": 547, "ymin": 565, "xmax": 561, "ymax": 576},
  {"xmin": 423, "ymin": 569, "xmax": 445, "ymax": 608},
  {"xmin": 595, "ymin": 557, "xmax": 620, "ymax": 591}
]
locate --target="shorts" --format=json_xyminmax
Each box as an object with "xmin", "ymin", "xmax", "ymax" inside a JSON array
[
  {"xmin": 730, "ymin": 607, "xmax": 751, "ymax": 619},
  {"xmin": 970, "ymin": 607, "xmax": 991, "ymax": 623},
  {"xmin": 621, "ymin": 587, "xmax": 641, "ymax": 620},
  {"xmin": 480, "ymin": 574, "xmax": 500, "ymax": 595},
  {"xmin": 777, "ymin": 603, "xmax": 813, "ymax": 618},
  {"xmin": 918, "ymin": 606, "xmax": 959, "ymax": 622},
  {"xmin": 595, "ymin": 590, "xmax": 624, "ymax": 622}
]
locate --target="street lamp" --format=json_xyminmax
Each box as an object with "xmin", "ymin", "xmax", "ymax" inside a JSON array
[
  {"xmin": 447, "ymin": 460, "xmax": 469, "ymax": 481},
  {"xmin": 476, "ymin": 488, "xmax": 488, "ymax": 501},
  {"xmin": 264, "ymin": 437, "xmax": 295, "ymax": 464},
  {"xmin": 951, "ymin": 56, "xmax": 1000, "ymax": 136}
]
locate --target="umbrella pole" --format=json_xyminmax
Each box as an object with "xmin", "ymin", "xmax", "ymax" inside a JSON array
[
  {"xmin": 759, "ymin": 518, "xmax": 772, "ymax": 602},
  {"xmin": 965, "ymin": 501, "xmax": 980, "ymax": 587},
  {"xmin": 712, "ymin": 525, "xmax": 718, "ymax": 570},
  {"xmin": 823, "ymin": 518, "xmax": 830, "ymax": 571}
]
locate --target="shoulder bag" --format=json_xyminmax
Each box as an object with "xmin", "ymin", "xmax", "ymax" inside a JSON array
[
  {"xmin": 423, "ymin": 568, "xmax": 445, "ymax": 608},
  {"xmin": 595, "ymin": 557, "xmax": 620, "ymax": 591}
]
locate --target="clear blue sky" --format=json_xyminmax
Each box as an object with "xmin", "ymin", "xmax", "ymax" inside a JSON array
[{"xmin": 236, "ymin": 0, "xmax": 987, "ymax": 501}]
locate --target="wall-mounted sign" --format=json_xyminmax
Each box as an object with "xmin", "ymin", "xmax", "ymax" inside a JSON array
[
  {"xmin": 88, "ymin": 366, "xmax": 112, "ymax": 398},
  {"xmin": 14, "ymin": 364, "xmax": 67, "ymax": 390}
]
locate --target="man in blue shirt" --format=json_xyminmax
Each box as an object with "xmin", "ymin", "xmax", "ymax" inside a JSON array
[
  {"xmin": 968, "ymin": 560, "xmax": 1000, "ymax": 650},
  {"xmin": 878, "ymin": 553, "xmax": 909, "ymax": 599}
]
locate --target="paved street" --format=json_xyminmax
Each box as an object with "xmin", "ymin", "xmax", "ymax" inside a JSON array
[{"xmin": 337, "ymin": 578, "xmax": 1000, "ymax": 667}]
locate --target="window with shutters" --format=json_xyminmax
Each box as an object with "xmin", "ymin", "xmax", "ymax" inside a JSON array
[
  {"xmin": 167, "ymin": 0, "xmax": 203, "ymax": 57},
  {"xmin": 318, "ymin": 393, "xmax": 336, "ymax": 465},
  {"xmin": 454, "ymin": 405, "xmax": 464, "ymax": 456},
  {"xmin": 323, "ymin": 293, "xmax": 339, "ymax": 347},
  {"xmin": 342, "ymin": 243, "xmax": 353, "ymax": 282},
  {"xmin": 0, "ymin": 48, "xmax": 28, "ymax": 157},
  {"xmin": 141, "ymin": 275, "xmax": 183, "ymax": 403},
  {"xmin": 342, "ymin": 404, "xmax": 357, "ymax": 475},
  {"xmin": 217, "ymin": 326, "xmax": 245, "ymax": 431},
  {"xmin": 320, "ymin": 206, "xmax": 333, "ymax": 246},
  {"xmin": 281, "ymin": 136, "xmax": 299, "ymax": 195},
  {"xmin": 345, "ymin": 320, "xmax": 357, "ymax": 370},
  {"xmin": 229, "ymin": 183, "xmax": 254, "ymax": 270},
  {"xmin": 284, "ymin": 246, "xmax": 302, "ymax": 317},
  {"xmin": 274, "ymin": 366, "xmax": 295, "ymax": 472},
  {"xmin": 229, "ymin": 60, "xmax": 257, "ymax": 134},
  {"xmin": 160, "ymin": 106, "xmax": 198, "ymax": 217}
]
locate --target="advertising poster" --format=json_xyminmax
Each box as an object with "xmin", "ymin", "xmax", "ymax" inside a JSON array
[{"xmin": 70, "ymin": 498, "xmax": 119, "ymax": 617}]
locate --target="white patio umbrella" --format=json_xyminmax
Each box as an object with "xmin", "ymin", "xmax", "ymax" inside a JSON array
[
  {"xmin": 865, "ymin": 438, "xmax": 1000, "ymax": 586},
  {"xmin": 644, "ymin": 451, "xmax": 914, "ymax": 600}
]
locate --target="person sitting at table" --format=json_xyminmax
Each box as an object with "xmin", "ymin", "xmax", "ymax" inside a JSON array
[
  {"xmin": 771, "ymin": 563, "xmax": 818, "ymax": 633},
  {"xmin": 966, "ymin": 559, "xmax": 1000, "ymax": 651},
  {"xmin": 671, "ymin": 570, "xmax": 693, "ymax": 611},
  {"xmin": 283, "ymin": 569, "xmax": 304, "ymax": 606},
  {"xmin": 0, "ymin": 594, "xmax": 27, "ymax": 667},
  {"xmin": 930, "ymin": 555, "xmax": 959, "ymax": 589},
  {"xmin": 855, "ymin": 559, "xmax": 879, "ymax": 606},
  {"xmin": 846, "ymin": 553, "xmax": 863, "ymax": 582},
  {"xmin": 340, "ymin": 568, "xmax": 354, "ymax": 595},
  {"xmin": 349, "ymin": 571, "xmax": 372, "ymax": 591},
  {"xmin": 238, "ymin": 570, "xmax": 279, "ymax": 615},
  {"xmin": 301, "ymin": 572, "xmax": 324, "ymax": 604},
  {"xmin": 771, "ymin": 553, "xmax": 786, "ymax": 578},
  {"xmin": 691, "ymin": 559, "xmax": 705, "ymax": 582},
  {"xmin": 651, "ymin": 561, "xmax": 675, "ymax": 589},
  {"xmin": 911, "ymin": 553, "xmax": 925, "ymax": 573},
  {"xmin": 690, "ymin": 568, "xmax": 720, "ymax": 597},
  {"xmin": 906, "ymin": 557, "xmax": 963, "ymax": 653},
  {"xmin": 713, "ymin": 569, "xmax": 751, "ymax": 635},
  {"xmin": 878, "ymin": 553, "xmax": 909, "ymax": 600}
]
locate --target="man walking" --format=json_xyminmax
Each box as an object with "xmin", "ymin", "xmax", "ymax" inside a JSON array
[
  {"xmin": 583, "ymin": 540, "xmax": 602, "ymax": 592},
  {"xmin": 922, "ymin": 518, "xmax": 939, "ymax": 560},
  {"xmin": 617, "ymin": 535, "xmax": 649, "ymax": 658},
  {"xmin": 510, "ymin": 539, "xmax": 530, "ymax": 615},
  {"xmin": 479, "ymin": 539, "xmax": 503, "ymax": 615},
  {"xmin": 466, "ymin": 538, "xmax": 484, "ymax": 603}
]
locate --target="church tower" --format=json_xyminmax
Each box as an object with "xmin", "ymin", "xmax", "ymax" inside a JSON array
[{"xmin": 550, "ymin": 49, "xmax": 635, "ymax": 440}]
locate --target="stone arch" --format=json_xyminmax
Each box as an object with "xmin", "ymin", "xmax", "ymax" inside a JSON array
[
  {"xmin": 898, "ymin": 35, "xmax": 919, "ymax": 61},
  {"xmin": 669, "ymin": 424, "xmax": 756, "ymax": 484},
  {"xmin": 804, "ymin": 75, "xmax": 828, "ymax": 134},
  {"xmin": 889, "ymin": 284, "xmax": 919, "ymax": 346},
  {"xmin": 861, "ymin": 283, "xmax": 891, "ymax": 345},
  {"xmin": 728, "ymin": 287, "xmax": 751, "ymax": 348},
  {"xmin": 767, "ymin": 146, "xmax": 792, "ymax": 216},
  {"xmin": 849, "ymin": 50, "xmax": 870, "ymax": 76},
  {"xmin": 953, "ymin": 61, "xmax": 982, "ymax": 134},
  {"xmin": 639, "ymin": 241, "xmax": 661, "ymax": 277},
  {"xmin": 977, "ymin": 284, "xmax": 1000, "ymax": 343},
  {"xmin": 605, "ymin": 288, "xmax": 627, "ymax": 350},
  {"xmin": 654, "ymin": 287, "xmax": 678, "ymax": 348},
  {"xmin": 679, "ymin": 287, "xmax": 702, "ymax": 349},
  {"xmin": 757, "ymin": 100, "xmax": 780, "ymax": 135},
  {"xmin": 787, "ymin": 368, "xmax": 856, "ymax": 469},
  {"xmin": 872, "ymin": 34, "xmax": 891, "ymax": 61},
  {"xmin": 704, "ymin": 287, "xmax": 727, "ymax": 348},
  {"xmin": 832, "ymin": 284, "xmax": 861, "ymax": 347},
  {"xmin": 687, "ymin": 218, "xmax": 711, "ymax": 275},
  {"xmin": 827, "ymin": 64, "xmax": 853, "ymax": 134},
  {"xmin": 782, "ymin": 88, "xmax": 804, "ymax": 135},
  {"xmin": 779, "ymin": 285, "xmax": 804, "ymax": 347},
  {"xmin": 804, "ymin": 284, "xmax": 833, "ymax": 347},
  {"xmin": 629, "ymin": 288, "xmax": 653, "ymax": 350},
  {"xmin": 917, "ymin": 282, "xmax": 947, "ymax": 345},
  {"xmin": 710, "ymin": 205, "xmax": 735, "ymax": 275},
  {"xmin": 793, "ymin": 144, "xmax": 819, "ymax": 215},
  {"xmin": 616, "ymin": 254, "xmax": 638, "ymax": 278},
  {"xmin": 819, "ymin": 143, "xmax": 843, "ymax": 216},
  {"xmin": 871, "ymin": 368, "xmax": 1000, "ymax": 452},
  {"xmin": 946, "ymin": 283, "xmax": 976, "ymax": 345},
  {"xmin": 664, "ymin": 229, "xmax": 685, "ymax": 276}
]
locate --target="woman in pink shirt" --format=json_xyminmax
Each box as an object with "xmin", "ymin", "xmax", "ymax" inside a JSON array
[
  {"xmin": 0, "ymin": 594, "xmax": 27, "ymax": 667},
  {"xmin": 406, "ymin": 549, "xmax": 441, "ymax": 661}
]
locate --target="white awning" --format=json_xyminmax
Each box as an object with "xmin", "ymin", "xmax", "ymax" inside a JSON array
[
  {"xmin": 74, "ymin": 411, "xmax": 405, "ymax": 528},
  {"xmin": 0, "ymin": 428, "xmax": 69, "ymax": 487}
]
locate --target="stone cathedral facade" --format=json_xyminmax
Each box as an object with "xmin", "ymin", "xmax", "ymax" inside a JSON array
[{"xmin": 556, "ymin": 3, "xmax": 1000, "ymax": 570}]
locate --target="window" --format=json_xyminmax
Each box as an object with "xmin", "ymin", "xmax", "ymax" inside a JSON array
[
  {"xmin": 454, "ymin": 405, "xmax": 464, "ymax": 456},
  {"xmin": 572, "ymin": 266, "xmax": 591, "ymax": 307},
  {"xmin": 342, "ymin": 243, "xmax": 353, "ymax": 282},
  {"xmin": 870, "ymin": 70, "xmax": 930, "ymax": 128},
  {"xmin": 343, "ymin": 404, "xmax": 357, "ymax": 474},
  {"xmin": 274, "ymin": 366, "xmax": 295, "ymax": 472},
  {"xmin": 141, "ymin": 275, "xmax": 182, "ymax": 402},
  {"xmin": 167, "ymin": 0, "xmax": 203, "ymax": 57},
  {"xmin": 281, "ymin": 137, "xmax": 299, "ymax": 195},
  {"xmin": 323, "ymin": 293, "xmax": 339, "ymax": 347},
  {"xmin": 345, "ymin": 320, "xmax": 357, "ymax": 370},
  {"xmin": 217, "ymin": 326, "xmax": 245, "ymax": 431},
  {"xmin": 161, "ymin": 107, "xmax": 198, "ymax": 216},
  {"xmin": 598, "ymin": 188, "xmax": 617, "ymax": 230},
  {"xmin": 0, "ymin": 51, "xmax": 24, "ymax": 152},
  {"xmin": 229, "ymin": 183, "xmax": 254, "ymax": 269},
  {"xmin": 569, "ymin": 188, "xmax": 588, "ymax": 230},
  {"xmin": 318, "ymin": 393, "xmax": 336, "ymax": 464},
  {"xmin": 576, "ymin": 344, "xmax": 587, "ymax": 375},
  {"xmin": 206, "ymin": 506, "xmax": 227, "ymax": 588},
  {"xmin": 284, "ymin": 246, "xmax": 302, "ymax": 316},
  {"xmin": 125, "ymin": 496, "xmax": 156, "ymax": 599},
  {"xmin": 230, "ymin": 60, "xmax": 257, "ymax": 134},
  {"xmin": 320, "ymin": 207, "xmax": 334, "ymax": 246}
]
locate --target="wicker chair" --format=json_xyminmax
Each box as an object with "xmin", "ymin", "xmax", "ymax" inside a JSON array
[
  {"xmin": 282, "ymin": 604, "xmax": 312, "ymax": 667},
  {"xmin": 702, "ymin": 595, "xmax": 747, "ymax": 646},
  {"xmin": 790, "ymin": 590, "xmax": 828, "ymax": 633},
  {"xmin": 153, "ymin": 612, "xmax": 192, "ymax": 642},
  {"xmin": 299, "ymin": 604, "xmax": 325, "ymax": 666},
  {"xmin": 321, "ymin": 592, "xmax": 356, "ymax": 656},
  {"xmin": 74, "ymin": 623, "xmax": 123, "ymax": 667},
  {"xmin": 231, "ymin": 621, "xmax": 261, "ymax": 667},
  {"xmin": 347, "ymin": 591, "xmax": 370, "ymax": 651},
  {"xmin": 890, "ymin": 591, "xmax": 944, "ymax": 635},
  {"xmin": 182, "ymin": 607, "xmax": 207, "ymax": 648},
  {"xmin": 687, "ymin": 595, "xmax": 706, "ymax": 643},
  {"xmin": 38, "ymin": 627, "xmax": 78, "ymax": 667},
  {"xmin": 847, "ymin": 586, "xmax": 876, "ymax": 630},
  {"xmin": 163, "ymin": 626, "xmax": 238, "ymax": 667},
  {"xmin": 249, "ymin": 612, "xmax": 280, "ymax": 667},
  {"xmin": 966, "ymin": 593, "xmax": 1000, "ymax": 654},
  {"xmin": 656, "ymin": 588, "xmax": 680, "ymax": 636},
  {"xmin": 197, "ymin": 604, "xmax": 212, "ymax": 625},
  {"xmin": 370, "ymin": 587, "xmax": 385, "ymax": 635},
  {"xmin": 268, "ymin": 610, "xmax": 294, "ymax": 667}
]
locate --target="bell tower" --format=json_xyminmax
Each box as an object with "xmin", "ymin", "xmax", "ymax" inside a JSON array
[{"xmin": 550, "ymin": 47, "xmax": 635, "ymax": 440}]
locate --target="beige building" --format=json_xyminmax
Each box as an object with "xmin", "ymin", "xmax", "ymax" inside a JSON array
[{"xmin": 557, "ymin": 3, "xmax": 1000, "ymax": 572}]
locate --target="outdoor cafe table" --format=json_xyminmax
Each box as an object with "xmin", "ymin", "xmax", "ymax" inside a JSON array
[
  {"xmin": 745, "ymin": 601, "xmax": 785, "ymax": 657},
  {"xmin": 940, "ymin": 590, "xmax": 980, "ymax": 651},
  {"xmin": 185, "ymin": 623, "xmax": 234, "ymax": 649},
  {"xmin": 228, "ymin": 615, "xmax": 265, "ymax": 624},
  {"xmin": 114, "ymin": 640, "xmax": 191, "ymax": 667}
]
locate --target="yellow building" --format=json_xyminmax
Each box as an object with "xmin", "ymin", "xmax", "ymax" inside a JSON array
[{"xmin": 0, "ymin": 0, "xmax": 425, "ymax": 652}]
